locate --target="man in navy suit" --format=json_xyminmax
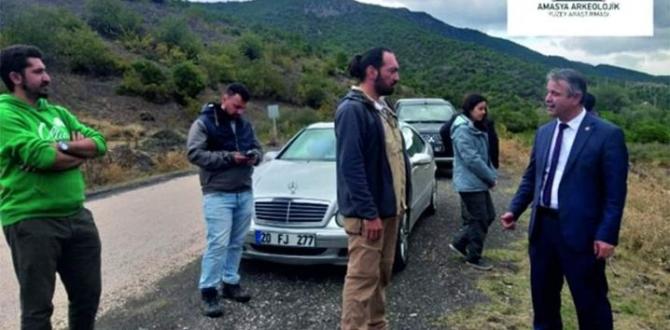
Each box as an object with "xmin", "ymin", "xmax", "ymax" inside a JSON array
[{"xmin": 500, "ymin": 68, "xmax": 628, "ymax": 330}]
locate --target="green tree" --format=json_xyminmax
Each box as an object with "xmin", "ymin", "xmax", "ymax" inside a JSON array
[
  {"xmin": 154, "ymin": 17, "xmax": 202, "ymax": 59},
  {"xmin": 1, "ymin": 7, "xmax": 83, "ymax": 57},
  {"xmin": 238, "ymin": 33, "xmax": 264, "ymax": 60},
  {"xmin": 85, "ymin": 0, "xmax": 142, "ymax": 38},
  {"xmin": 118, "ymin": 60, "xmax": 171, "ymax": 103},
  {"xmin": 590, "ymin": 84, "xmax": 631, "ymax": 113},
  {"xmin": 57, "ymin": 27, "xmax": 120, "ymax": 76},
  {"xmin": 630, "ymin": 121, "xmax": 670, "ymax": 144},
  {"xmin": 172, "ymin": 61, "xmax": 206, "ymax": 103},
  {"xmin": 200, "ymin": 53, "xmax": 237, "ymax": 87}
]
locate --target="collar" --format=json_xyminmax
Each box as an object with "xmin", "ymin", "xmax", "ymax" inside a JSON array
[
  {"xmin": 558, "ymin": 108, "xmax": 586, "ymax": 131},
  {"xmin": 350, "ymin": 86, "xmax": 396, "ymax": 116}
]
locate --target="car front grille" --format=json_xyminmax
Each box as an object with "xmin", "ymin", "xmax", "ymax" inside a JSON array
[
  {"xmin": 255, "ymin": 200, "xmax": 328, "ymax": 223},
  {"xmin": 421, "ymin": 133, "xmax": 444, "ymax": 151}
]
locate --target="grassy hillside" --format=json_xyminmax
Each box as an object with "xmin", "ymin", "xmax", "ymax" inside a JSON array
[
  {"xmin": 198, "ymin": 0, "xmax": 670, "ymax": 142},
  {"xmin": 1, "ymin": 0, "xmax": 668, "ymax": 187},
  {"xmin": 440, "ymin": 137, "xmax": 670, "ymax": 330}
]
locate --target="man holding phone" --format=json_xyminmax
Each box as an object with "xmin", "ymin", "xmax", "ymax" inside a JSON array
[{"xmin": 186, "ymin": 83, "xmax": 263, "ymax": 318}]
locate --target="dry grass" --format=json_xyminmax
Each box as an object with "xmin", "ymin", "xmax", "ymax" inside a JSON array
[
  {"xmin": 440, "ymin": 137, "xmax": 670, "ymax": 329},
  {"xmin": 153, "ymin": 150, "xmax": 192, "ymax": 173},
  {"xmin": 620, "ymin": 163, "xmax": 670, "ymax": 270},
  {"xmin": 79, "ymin": 117, "xmax": 146, "ymax": 144},
  {"xmin": 82, "ymin": 156, "xmax": 139, "ymax": 188},
  {"xmin": 499, "ymin": 134, "xmax": 531, "ymax": 173},
  {"xmin": 77, "ymin": 120, "xmax": 192, "ymax": 187}
]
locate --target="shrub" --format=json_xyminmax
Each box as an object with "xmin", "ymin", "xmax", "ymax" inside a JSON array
[
  {"xmin": 2, "ymin": 5, "xmax": 120, "ymax": 76},
  {"xmin": 200, "ymin": 53, "xmax": 237, "ymax": 87},
  {"xmin": 236, "ymin": 59, "xmax": 284, "ymax": 99},
  {"xmin": 496, "ymin": 106, "xmax": 539, "ymax": 133},
  {"xmin": 298, "ymin": 74, "xmax": 330, "ymax": 109},
  {"xmin": 1, "ymin": 7, "xmax": 83, "ymax": 56},
  {"xmin": 155, "ymin": 42, "xmax": 187, "ymax": 66},
  {"xmin": 153, "ymin": 17, "xmax": 202, "ymax": 59},
  {"xmin": 118, "ymin": 60, "xmax": 171, "ymax": 103},
  {"xmin": 630, "ymin": 121, "xmax": 670, "ymax": 144},
  {"xmin": 85, "ymin": 0, "xmax": 142, "ymax": 38},
  {"xmin": 172, "ymin": 61, "xmax": 206, "ymax": 103},
  {"xmin": 238, "ymin": 33, "xmax": 264, "ymax": 60},
  {"xmin": 590, "ymin": 84, "xmax": 631, "ymax": 113},
  {"xmin": 56, "ymin": 27, "xmax": 121, "ymax": 76}
]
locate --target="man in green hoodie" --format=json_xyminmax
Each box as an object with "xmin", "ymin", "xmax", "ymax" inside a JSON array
[{"xmin": 0, "ymin": 45, "xmax": 107, "ymax": 330}]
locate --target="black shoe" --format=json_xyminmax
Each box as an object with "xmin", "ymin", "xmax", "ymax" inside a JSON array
[
  {"xmin": 221, "ymin": 283, "xmax": 251, "ymax": 303},
  {"xmin": 201, "ymin": 288, "xmax": 224, "ymax": 318},
  {"xmin": 466, "ymin": 259, "xmax": 494, "ymax": 271},
  {"xmin": 449, "ymin": 243, "xmax": 468, "ymax": 259}
]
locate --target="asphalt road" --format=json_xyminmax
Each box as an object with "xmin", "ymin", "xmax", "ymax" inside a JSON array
[
  {"xmin": 0, "ymin": 175, "xmax": 206, "ymax": 330},
  {"xmin": 85, "ymin": 171, "xmax": 522, "ymax": 330}
]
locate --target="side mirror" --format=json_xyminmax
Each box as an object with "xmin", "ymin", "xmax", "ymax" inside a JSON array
[
  {"xmin": 411, "ymin": 153, "xmax": 432, "ymax": 166},
  {"xmin": 263, "ymin": 151, "xmax": 279, "ymax": 162}
]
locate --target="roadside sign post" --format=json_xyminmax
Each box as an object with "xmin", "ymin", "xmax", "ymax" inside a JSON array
[{"xmin": 268, "ymin": 104, "xmax": 279, "ymax": 146}]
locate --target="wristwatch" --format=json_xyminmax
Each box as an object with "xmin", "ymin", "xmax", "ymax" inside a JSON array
[{"xmin": 57, "ymin": 140, "xmax": 70, "ymax": 152}]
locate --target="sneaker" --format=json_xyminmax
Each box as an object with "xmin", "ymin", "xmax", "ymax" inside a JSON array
[
  {"xmin": 201, "ymin": 288, "xmax": 223, "ymax": 318},
  {"xmin": 449, "ymin": 243, "xmax": 467, "ymax": 259},
  {"xmin": 466, "ymin": 259, "xmax": 494, "ymax": 271},
  {"xmin": 221, "ymin": 283, "xmax": 251, "ymax": 303}
]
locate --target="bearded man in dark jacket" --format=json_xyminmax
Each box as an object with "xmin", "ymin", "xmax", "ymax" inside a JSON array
[{"xmin": 186, "ymin": 83, "xmax": 262, "ymax": 318}]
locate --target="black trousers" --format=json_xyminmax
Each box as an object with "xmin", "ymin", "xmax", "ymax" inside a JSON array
[
  {"xmin": 530, "ymin": 207, "xmax": 612, "ymax": 330},
  {"xmin": 452, "ymin": 191, "xmax": 496, "ymax": 262},
  {"xmin": 3, "ymin": 208, "xmax": 102, "ymax": 330}
]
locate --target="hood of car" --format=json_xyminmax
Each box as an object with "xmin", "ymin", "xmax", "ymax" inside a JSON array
[
  {"xmin": 406, "ymin": 122, "xmax": 445, "ymax": 134},
  {"xmin": 252, "ymin": 159, "xmax": 336, "ymax": 202}
]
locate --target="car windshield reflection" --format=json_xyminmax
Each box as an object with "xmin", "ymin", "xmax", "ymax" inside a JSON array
[
  {"xmin": 398, "ymin": 104, "xmax": 454, "ymax": 123},
  {"xmin": 279, "ymin": 128, "xmax": 336, "ymax": 161}
]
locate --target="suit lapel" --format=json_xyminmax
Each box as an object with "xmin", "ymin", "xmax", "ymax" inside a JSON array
[{"xmin": 563, "ymin": 114, "xmax": 595, "ymax": 176}]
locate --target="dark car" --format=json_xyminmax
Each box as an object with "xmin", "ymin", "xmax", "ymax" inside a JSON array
[{"xmin": 395, "ymin": 98, "xmax": 456, "ymax": 172}]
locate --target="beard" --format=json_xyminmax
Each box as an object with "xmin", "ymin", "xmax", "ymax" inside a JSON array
[
  {"xmin": 374, "ymin": 76, "xmax": 395, "ymax": 96},
  {"xmin": 23, "ymin": 81, "xmax": 49, "ymax": 99}
]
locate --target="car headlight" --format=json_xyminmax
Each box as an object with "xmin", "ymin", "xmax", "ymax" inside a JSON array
[{"xmin": 335, "ymin": 212, "xmax": 345, "ymax": 227}]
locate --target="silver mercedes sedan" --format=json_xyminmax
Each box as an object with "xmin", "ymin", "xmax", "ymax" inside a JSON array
[{"xmin": 243, "ymin": 122, "xmax": 437, "ymax": 271}]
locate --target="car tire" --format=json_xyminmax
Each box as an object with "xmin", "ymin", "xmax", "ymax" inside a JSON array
[{"xmin": 393, "ymin": 211, "xmax": 410, "ymax": 272}]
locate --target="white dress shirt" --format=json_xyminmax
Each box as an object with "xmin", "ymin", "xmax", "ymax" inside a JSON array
[{"xmin": 541, "ymin": 108, "xmax": 587, "ymax": 209}]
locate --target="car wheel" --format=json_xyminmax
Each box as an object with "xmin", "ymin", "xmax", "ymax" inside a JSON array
[
  {"xmin": 426, "ymin": 181, "xmax": 437, "ymax": 215},
  {"xmin": 393, "ymin": 212, "xmax": 410, "ymax": 272}
]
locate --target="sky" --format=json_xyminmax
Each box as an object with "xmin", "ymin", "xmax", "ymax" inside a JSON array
[{"xmin": 194, "ymin": 0, "xmax": 670, "ymax": 76}]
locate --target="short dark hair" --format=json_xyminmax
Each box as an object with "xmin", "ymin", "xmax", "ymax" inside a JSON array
[
  {"xmin": 224, "ymin": 82, "xmax": 250, "ymax": 102},
  {"xmin": 347, "ymin": 47, "xmax": 392, "ymax": 82},
  {"xmin": 0, "ymin": 45, "xmax": 44, "ymax": 92},
  {"xmin": 583, "ymin": 92, "xmax": 596, "ymax": 112},
  {"xmin": 547, "ymin": 68, "xmax": 587, "ymax": 104}
]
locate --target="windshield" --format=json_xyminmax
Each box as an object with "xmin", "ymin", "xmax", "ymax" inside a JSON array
[
  {"xmin": 279, "ymin": 128, "xmax": 336, "ymax": 161},
  {"xmin": 397, "ymin": 103, "xmax": 455, "ymax": 122}
]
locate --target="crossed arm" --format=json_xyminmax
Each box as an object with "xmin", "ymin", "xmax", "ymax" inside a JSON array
[{"xmin": 1, "ymin": 111, "xmax": 107, "ymax": 172}]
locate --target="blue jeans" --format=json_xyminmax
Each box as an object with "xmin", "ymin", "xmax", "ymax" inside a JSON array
[{"xmin": 199, "ymin": 191, "xmax": 253, "ymax": 289}]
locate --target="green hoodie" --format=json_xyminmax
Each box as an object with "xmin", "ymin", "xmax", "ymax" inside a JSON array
[{"xmin": 0, "ymin": 94, "xmax": 107, "ymax": 226}]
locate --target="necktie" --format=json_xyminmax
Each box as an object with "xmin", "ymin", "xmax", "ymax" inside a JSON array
[{"xmin": 542, "ymin": 123, "xmax": 569, "ymax": 208}]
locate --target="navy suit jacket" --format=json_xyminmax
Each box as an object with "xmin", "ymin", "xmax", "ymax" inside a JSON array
[{"xmin": 508, "ymin": 113, "xmax": 629, "ymax": 252}]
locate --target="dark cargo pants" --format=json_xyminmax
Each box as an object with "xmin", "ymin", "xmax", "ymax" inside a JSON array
[
  {"xmin": 3, "ymin": 208, "xmax": 101, "ymax": 330},
  {"xmin": 452, "ymin": 191, "xmax": 496, "ymax": 263}
]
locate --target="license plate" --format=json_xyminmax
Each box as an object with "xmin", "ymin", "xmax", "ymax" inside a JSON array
[{"xmin": 254, "ymin": 231, "xmax": 316, "ymax": 247}]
